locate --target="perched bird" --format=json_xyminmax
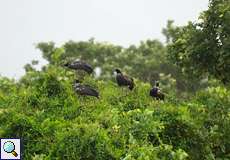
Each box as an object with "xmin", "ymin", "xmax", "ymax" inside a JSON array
[
  {"xmin": 150, "ymin": 81, "xmax": 165, "ymax": 100},
  {"xmin": 64, "ymin": 60, "xmax": 93, "ymax": 74},
  {"xmin": 73, "ymin": 80, "xmax": 99, "ymax": 98},
  {"xmin": 114, "ymin": 69, "xmax": 134, "ymax": 90}
]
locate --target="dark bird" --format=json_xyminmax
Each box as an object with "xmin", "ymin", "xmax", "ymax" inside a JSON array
[
  {"xmin": 64, "ymin": 60, "xmax": 93, "ymax": 74},
  {"xmin": 114, "ymin": 69, "xmax": 134, "ymax": 90},
  {"xmin": 73, "ymin": 80, "xmax": 99, "ymax": 98},
  {"xmin": 150, "ymin": 81, "xmax": 165, "ymax": 100}
]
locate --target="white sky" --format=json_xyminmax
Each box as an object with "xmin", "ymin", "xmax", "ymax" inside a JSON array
[{"xmin": 0, "ymin": 0, "xmax": 208, "ymax": 79}]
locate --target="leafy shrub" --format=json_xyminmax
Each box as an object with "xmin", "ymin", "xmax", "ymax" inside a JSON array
[{"xmin": 1, "ymin": 67, "xmax": 230, "ymax": 159}]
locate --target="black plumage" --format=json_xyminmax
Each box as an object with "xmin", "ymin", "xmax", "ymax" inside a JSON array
[
  {"xmin": 64, "ymin": 60, "xmax": 93, "ymax": 74},
  {"xmin": 73, "ymin": 80, "xmax": 99, "ymax": 98},
  {"xmin": 150, "ymin": 81, "xmax": 165, "ymax": 100},
  {"xmin": 114, "ymin": 69, "xmax": 134, "ymax": 90}
]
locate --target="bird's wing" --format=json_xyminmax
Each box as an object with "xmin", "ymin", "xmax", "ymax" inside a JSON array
[
  {"xmin": 123, "ymin": 75, "xmax": 132, "ymax": 82},
  {"xmin": 81, "ymin": 85, "xmax": 99, "ymax": 97},
  {"xmin": 150, "ymin": 88, "xmax": 158, "ymax": 96},
  {"xmin": 83, "ymin": 63, "xmax": 93, "ymax": 73},
  {"xmin": 116, "ymin": 74, "xmax": 126, "ymax": 85},
  {"xmin": 116, "ymin": 74, "xmax": 134, "ymax": 87},
  {"xmin": 68, "ymin": 61, "xmax": 81, "ymax": 69},
  {"xmin": 72, "ymin": 61, "xmax": 93, "ymax": 73}
]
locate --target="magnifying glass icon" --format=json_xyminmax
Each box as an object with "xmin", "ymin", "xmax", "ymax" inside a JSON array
[{"xmin": 3, "ymin": 141, "xmax": 18, "ymax": 157}]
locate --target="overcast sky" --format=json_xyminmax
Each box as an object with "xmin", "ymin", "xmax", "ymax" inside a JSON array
[{"xmin": 0, "ymin": 0, "xmax": 208, "ymax": 79}]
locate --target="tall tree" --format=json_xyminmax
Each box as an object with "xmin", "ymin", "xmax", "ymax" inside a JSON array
[
  {"xmin": 166, "ymin": 0, "xmax": 230, "ymax": 85},
  {"xmin": 36, "ymin": 39, "xmax": 171, "ymax": 82}
]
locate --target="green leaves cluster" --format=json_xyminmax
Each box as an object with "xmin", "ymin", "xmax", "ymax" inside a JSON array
[
  {"xmin": 0, "ymin": 66, "xmax": 230, "ymax": 159},
  {"xmin": 166, "ymin": 0, "xmax": 230, "ymax": 84}
]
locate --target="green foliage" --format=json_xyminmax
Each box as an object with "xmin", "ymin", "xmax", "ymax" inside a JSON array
[
  {"xmin": 0, "ymin": 65, "xmax": 230, "ymax": 159},
  {"xmin": 36, "ymin": 42, "xmax": 55, "ymax": 63},
  {"xmin": 1, "ymin": 1, "xmax": 229, "ymax": 159},
  {"xmin": 166, "ymin": 0, "xmax": 230, "ymax": 85}
]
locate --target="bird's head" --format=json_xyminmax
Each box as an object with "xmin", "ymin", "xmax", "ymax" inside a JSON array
[
  {"xmin": 73, "ymin": 80, "xmax": 81, "ymax": 88},
  {"xmin": 63, "ymin": 62, "xmax": 69, "ymax": 67},
  {"xmin": 75, "ymin": 80, "xmax": 81, "ymax": 84},
  {"xmin": 114, "ymin": 69, "xmax": 122, "ymax": 74},
  {"xmin": 155, "ymin": 81, "xmax": 159, "ymax": 87}
]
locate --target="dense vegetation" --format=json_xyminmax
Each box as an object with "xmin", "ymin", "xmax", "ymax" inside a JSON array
[
  {"xmin": 165, "ymin": 0, "xmax": 230, "ymax": 84},
  {"xmin": 0, "ymin": 0, "xmax": 230, "ymax": 159}
]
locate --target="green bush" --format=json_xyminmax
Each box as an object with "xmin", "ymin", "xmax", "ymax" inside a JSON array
[{"xmin": 0, "ymin": 68, "xmax": 230, "ymax": 160}]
